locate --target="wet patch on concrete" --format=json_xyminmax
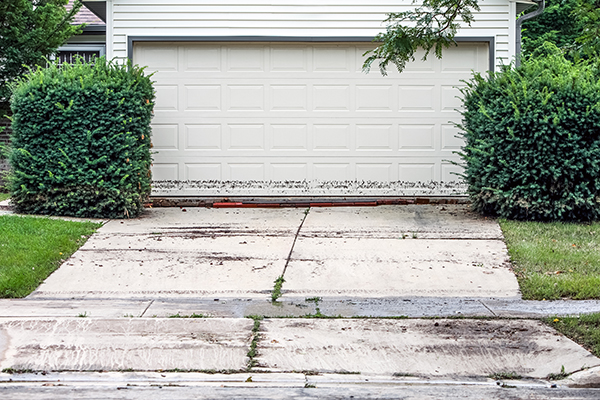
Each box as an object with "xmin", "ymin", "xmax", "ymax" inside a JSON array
[
  {"xmin": 283, "ymin": 238, "xmax": 519, "ymax": 298},
  {"xmin": 33, "ymin": 235, "xmax": 292, "ymax": 298},
  {"xmin": 0, "ymin": 318, "xmax": 253, "ymax": 372},
  {"xmin": 257, "ymin": 319, "xmax": 600, "ymax": 378},
  {"xmin": 300, "ymin": 205, "xmax": 502, "ymax": 240}
]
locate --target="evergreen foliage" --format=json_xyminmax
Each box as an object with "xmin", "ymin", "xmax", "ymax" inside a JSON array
[
  {"xmin": 9, "ymin": 57, "xmax": 155, "ymax": 218},
  {"xmin": 0, "ymin": 0, "xmax": 82, "ymax": 104},
  {"xmin": 459, "ymin": 45, "xmax": 600, "ymax": 221},
  {"xmin": 521, "ymin": 0, "xmax": 583, "ymax": 57}
]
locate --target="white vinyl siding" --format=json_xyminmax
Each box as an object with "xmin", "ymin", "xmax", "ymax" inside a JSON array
[{"xmin": 107, "ymin": 0, "xmax": 514, "ymax": 70}]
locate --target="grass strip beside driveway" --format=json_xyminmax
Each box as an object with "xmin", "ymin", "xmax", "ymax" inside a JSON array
[
  {"xmin": 501, "ymin": 220, "xmax": 600, "ymax": 300},
  {"xmin": 546, "ymin": 314, "xmax": 600, "ymax": 359},
  {"xmin": 0, "ymin": 193, "xmax": 9, "ymax": 202},
  {"xmin": 0, "ymin": 215, "xmax": 101, "ymax": 298}
]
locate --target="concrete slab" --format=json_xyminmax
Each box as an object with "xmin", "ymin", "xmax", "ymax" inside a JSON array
[
  {"xmin": 30, "ymin": 207, "xmax": 307, "ymax": 298},
  {"xmin": 0, "ymin": 371, "xmax": 307, "ymax": 386},
  {"xmin": 315, "ymin": 297, "xmax": 496, "ymax": 317},
  {"xmin": 100, "ymin": 208, "xmax": 307, "ymax": 235},
  {"xmin": 0, "ymin": 318, "xmax": 252, "ymax": 372},
  {"xmin": 257, "ymin": 319, "xmax": 600, "ymax": 378},
  {"xmin": 565, "ymin": 366, "xmax": 600, "ymax": 388},
  {"xmin": 8, "ymin": 297, "xmax": 600, "ymax": 319},
  {"xmin": 31, "ymin": 235, "xmax": 291, "ymax": 298},
  {"xmin": 0, "ymin": 299, "xmax": 151, "ymax": 318},
  {"xmin": 2, "ymin": 384, "xmax": 600, "ymax": 400},
  {"xmin": 283, "ymin": 237, "xmax": 519, "ymax": 298},
  {"xmin": 483, "ymin": 299, "xmax": 600, "ymax": 318},
  {"xmin": 301, "ymin": 205, "xmax": 502, "ymax": 239}
]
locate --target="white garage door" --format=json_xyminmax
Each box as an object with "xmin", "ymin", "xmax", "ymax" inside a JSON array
[{"xmin": 134, "ymin": 42, "xmax": 488, "ymax": 196}]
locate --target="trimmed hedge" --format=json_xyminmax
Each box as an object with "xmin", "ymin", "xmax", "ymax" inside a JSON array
[
  {"xmin": 9, "ymin": 57, "xmax": 154, "ymax": 218},
  {"xmin": 459, "ymin": 45, "xmax": 600, "ymax": 221}
]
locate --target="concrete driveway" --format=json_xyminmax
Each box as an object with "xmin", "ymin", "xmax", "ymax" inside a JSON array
[
  {"xmin": 4, "ymin": 204, "xmax": 600, "ymax": 395},
  {"xmin": 31, "ymin": 204, "xmax": 520, "ymax": 300}
]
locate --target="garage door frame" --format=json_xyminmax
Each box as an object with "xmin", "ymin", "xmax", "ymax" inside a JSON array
[{"xmin": 129, "ymin": 36, "xmax": 494, "ymax": 196}]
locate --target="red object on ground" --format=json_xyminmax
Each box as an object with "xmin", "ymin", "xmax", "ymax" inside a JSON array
[{"xmin": 213, "ymin": 202, "xmax": 243, "ymax": 208}]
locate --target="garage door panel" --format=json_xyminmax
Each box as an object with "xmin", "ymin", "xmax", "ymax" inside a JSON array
[
  {"xmin": 441, "ymin": 125, "xmax": 464, "ymax": 151},
  {"xmin": 228, "ymin": 164, "xmax": 265, "ymax": 180},
  {"xmin": 398, "ymin": 86, "xmax": 436, "ymax": 111},
  {"xmin": 398, "ymin": 125, "xmax": 436, "ymax": 150},
  {"xmin": 270, "ymin": 85, "xmax": 308, "ymax": 111},
  {"xmin": 226, "ymin": 85, "xmax": 266, "ymax": 111},
  {"xmin": 185, "ymin": 124, "xmax": 222, "ymax": 150},
  {"xmin": 227, "ymin": 124, "xmax": 265, "ymax": 150},
  {"xmin": 271, "ymin": 46, "xmax": 309, "ymax": 72},
  {"xmin": 313, "ymin": 47, "xmax": 352, "ymax": 72},
  {"xmin": 355, "ymin": 125, "xmax": 394, "ymax": 151},
  {"xmin": 153, "ymin": 85, "xmax": 179, "ymax": 111},
  {"xmin": 356, "ymin": 85, "xmax": 394, "ymax": 111},
  {"xmin": 138, "ymin": 42, "xmax": 488, "ymax": 195},
  {"xmin": 226, "ymin": 46, "xmax": 266, "ymax": 72},
  {"xmin": 184, "ymin": 85, "xmax": 222, "ymax": 111},
  {"xmin": 271, "ymin": 124, "xmax": 308, "ymax": 150},
  {"xmin": 182, "ymin": 45, "xmax": 221, "ymax": 72},
  {"xmin": 271, "ymin": 163, "xmax": 309, "ymax": 181},
  {"xmin": 185, "ymin": 163, "xmax": 222, "ymax": 181},
  {"xmin": 356, "ymin": 163, "xmax": 393, "ymax": 181},
  {"xmin": 152, "ymin": 124, "xmax": 179, "ymax": 150}
]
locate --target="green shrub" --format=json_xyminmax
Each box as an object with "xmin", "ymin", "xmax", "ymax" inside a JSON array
[
  {"xmin": 459, "ymin": 44, "xmax": 600, "ymax": 221},
  {"xmin": 9, "ymin": 57, "xmax": 154, "ymax": 218}
]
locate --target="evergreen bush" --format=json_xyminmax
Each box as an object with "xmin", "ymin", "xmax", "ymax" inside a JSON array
[
  {"xmin": 9, "ymin": 57, "xmax": 154, "ymax": 218},
  {"xmin": 459, "ymin": 44, "xmax": 600, "ymax": 221}
]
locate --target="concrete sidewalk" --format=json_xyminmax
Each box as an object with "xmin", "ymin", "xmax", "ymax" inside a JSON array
[{"xmin": 2, "ymin": 204, "xmax": 600, "ymax": 398}]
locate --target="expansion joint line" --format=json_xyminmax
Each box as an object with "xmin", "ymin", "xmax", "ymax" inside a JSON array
[
  {"xmin": 139, "ymin": 299, "xmax": 155, "ymax": 317},
  {"xmin": 478, "ymin": 300, "xmax": 497, "ymax": 317},
  {"xmin": 282, "ymin": 207, "xmax": 310, "ymax": 277},
  {"xmin": 271, "ymin": 208, "xmax": 310, "ymax": 302}
]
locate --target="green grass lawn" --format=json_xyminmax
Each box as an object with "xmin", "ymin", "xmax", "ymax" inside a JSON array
[
  {"xmin": 0, "ymin": 215, "xmax": 101, "ymax": 298},
  {"xmin": 546, "ymin": 314, "xmax": 600, "ymax": 359},
  {"xmin": 0, "ymin": 193, "xmax": 9, "ymax": 202},
  {"xmin": 501, "ymin": 220, "xmax": 600, "ymax": 300}
]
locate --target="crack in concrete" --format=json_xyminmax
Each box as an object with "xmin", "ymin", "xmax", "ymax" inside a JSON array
[
  {"xmin": 478, "ymin": 301, "xmax": 497, "ymax": 317},
  {"xmin": 269, "ymin": 208, "xmax": 310, "ymax": 302},
  {"xmin": 139, "ymin": 300, "xmax": 155, "ymax": 317},
  {"xmin": 282, "ymin": 208, "xmax": 310, "ymax": 278}
]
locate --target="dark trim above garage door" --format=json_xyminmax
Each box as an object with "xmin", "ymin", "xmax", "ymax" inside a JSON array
[{"xmin": 127, "ymin": 36, "xmax": 495, "ymax": 72}]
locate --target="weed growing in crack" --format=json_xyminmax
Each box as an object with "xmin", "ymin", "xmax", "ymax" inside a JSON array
[
  {"xmin": 304, "ymin": 297, "xmax": 324, "ymax": 317},
  {"xmin": 168, "ymin": 313, "xmax": 209, "ymax": 318},
  {"xmin": 489, "ymin": 371, "xmax": 522, "ymax": 380},
  {"xmin": 412, "ymin": 232, "xmax": 418, "ymax": 239},
  {"xmin": 271, "ymin": 276, "xmax": 285, "ymax": 302},
  {"xmin": 547, "ymin": 365, "xmax": 569, "ymax": 380},
  {"xmin": 392, "ymin": 372, "xmax": 416, "ymax": 377},
  {"xmin": 246, "ymin": 315, "xmax": 263, "ymax": 370},
  {"xmin": 500, "ymin": 383, "xmax": 517, "ymax": 388},
  {"xmin": 305, "ymin": 297, "xmax": 322, "ymax": 303},
  {"xmin": 2, "ymin": 368, "xmax": 34, "ymax": 374},
  {"xmin": 77, "ymin": 312, "xmax": 88, "ymax": 318},
  {"xmin": 304, "ymin": 383, "xmax": 316, "ymax": 388},
  {"xmin": 161, "ymin": 368, "xmax": 245, "ymax": 374}
]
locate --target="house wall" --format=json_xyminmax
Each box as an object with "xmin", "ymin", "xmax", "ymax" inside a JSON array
[{"xmin": 104, "ymin": 0, "xmax": 515, "ymax": 70}]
